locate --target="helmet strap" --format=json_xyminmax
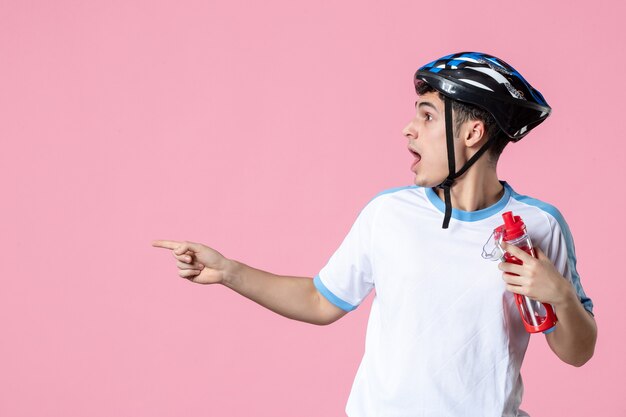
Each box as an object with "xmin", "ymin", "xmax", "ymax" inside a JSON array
[
  {"xmin": 439, "ymin": 95, "xmax": 456, "ymax": 229},
  {"xmin": 436, "ymin": 96, "xmax": 498, "ymax": 229}
]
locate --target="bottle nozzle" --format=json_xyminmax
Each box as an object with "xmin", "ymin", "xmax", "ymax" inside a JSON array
[{"xmin": 503, "ymin": 211, "xmax": 515, "ymax": 227}]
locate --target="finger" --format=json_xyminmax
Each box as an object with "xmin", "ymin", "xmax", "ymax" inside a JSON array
[
  {"xmin": 173, "ymin": 251, "xmax": 195, "ymax": 263},
  {"xmin": 501, "ymin": 272, "xmax": 527, "ymax": 286},
  {"xmin": 174, "ymin": 241, "xmax": 201, "ymax": 256},
  {"xmin": 498, "ymin": 261, "xmax": 524, "ymax": 275},
  {"xmin": 505, "ymin": 284, "xmax": 528, "ymax": 296},
  {"xmin": 152, "ymin": 240, "xmax": 182, "ymax": 250},
  {"xmin": 177, "ymin": 260, "xmax": 204, "ymax": 270},
  {"xmin": 501, "ymin": 242, "xmax": 533, "ymax": 262},
  {"xmin": 179, "ymin": 268, "xmax": 201, "ymax": 279}
]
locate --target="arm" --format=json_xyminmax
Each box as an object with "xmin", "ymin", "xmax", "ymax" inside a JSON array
[
  {"xmin": 544, "ymin": 286, "xmax": 597, "ymax": 367},
  {"xmin": 152, "ymin": 239, "xmax": 348, "ymax": 326},
  {"xmin": 499, "ymin": 241, "xmax": 597, "ymax": 366},
  {"xmin": 221, "ymin": 260, "xmax": 349, "ymax": 326}
]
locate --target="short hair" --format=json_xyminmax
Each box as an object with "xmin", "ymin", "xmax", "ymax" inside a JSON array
[{"xmin": 415, "ymin": 82, "xmax": 509, "ymax": 165}]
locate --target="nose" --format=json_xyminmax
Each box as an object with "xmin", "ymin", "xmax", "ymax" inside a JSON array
[{"xmin": 402, "ymin": 118, "xmax": 417, "ymax": 140}]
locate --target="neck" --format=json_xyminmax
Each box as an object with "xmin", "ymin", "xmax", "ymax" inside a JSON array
[{"xmin": 435, "ymin": 161, "xmax": 503, "ymax": 212}]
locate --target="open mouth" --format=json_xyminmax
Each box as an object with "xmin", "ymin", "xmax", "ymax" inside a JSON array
[
  {"xmin": 408, "ymin": 147, "xmax": 421, "ymax": 171},
  {"xmin": 408, "ymin": 147, "xmax": 421, "ymax": 161}
]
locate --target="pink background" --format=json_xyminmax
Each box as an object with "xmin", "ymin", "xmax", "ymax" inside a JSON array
[{"xmin": 1, "ymin": 1, "xmax": 624, "ymax": 416}]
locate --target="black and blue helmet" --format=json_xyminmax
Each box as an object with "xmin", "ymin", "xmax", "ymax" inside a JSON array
[
  {"xmin": 414, "ymin": 52, "xmax": 551, "ymax": 141},
  {"xmin": 413, "ymin": 52, "xmax": 552, "ymax": 229}
]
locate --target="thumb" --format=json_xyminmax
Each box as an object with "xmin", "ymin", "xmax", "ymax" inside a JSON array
[
  {"xmin": 534, "ymin": 245, "xmax": 548, "ymax": 260},
  {"xmin": 174, "ymin": 241, "xmax": 196, "ymax": 255}
]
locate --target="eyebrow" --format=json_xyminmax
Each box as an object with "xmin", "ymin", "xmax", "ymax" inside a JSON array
[{"xmin": 415, "ymin": 101, "xmax": 439, "ymax": 113}]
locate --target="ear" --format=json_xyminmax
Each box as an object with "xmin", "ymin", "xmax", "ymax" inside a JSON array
[{"xmin": 463, "ymin": 120, "xmax": 485, "ymax": 148}]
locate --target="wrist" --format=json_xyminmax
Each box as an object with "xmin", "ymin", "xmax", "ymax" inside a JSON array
[
  {"xmin": 552, "ymin": 281, "xmax": 579, "ymax": 310},
  {"xmin": 220, "ymin": 258, "xmax": 241, "ymax": 287}
]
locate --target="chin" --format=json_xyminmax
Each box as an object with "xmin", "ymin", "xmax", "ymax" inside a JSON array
[{"xmin": 412, "ymin": 175, "xmax": 442, "ymax": 188}]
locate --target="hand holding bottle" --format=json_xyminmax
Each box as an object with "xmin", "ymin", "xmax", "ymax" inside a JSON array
[{"xmin": 498, "ymin": 241, "xmax": 577, "ymax": 308}]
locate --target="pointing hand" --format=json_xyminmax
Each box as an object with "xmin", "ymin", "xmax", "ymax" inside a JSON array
[{"xmin": 152, "ymin": 239, "xmax": 230, "ymax": 285}]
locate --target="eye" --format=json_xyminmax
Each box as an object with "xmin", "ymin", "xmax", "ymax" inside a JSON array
[{"xmin": 425, "ymin": 113, "xmax": 433, "ymax": 122}]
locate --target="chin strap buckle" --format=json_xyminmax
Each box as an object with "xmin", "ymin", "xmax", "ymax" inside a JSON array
[{"xmin": 438, "ymin": 177, "xmax": 455, "ymax": 189}]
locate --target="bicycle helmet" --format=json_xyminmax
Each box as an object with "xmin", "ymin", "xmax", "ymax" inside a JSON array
[{"xmin": 413, "ymin": 52, "xmax": 552, "ymax": 229}]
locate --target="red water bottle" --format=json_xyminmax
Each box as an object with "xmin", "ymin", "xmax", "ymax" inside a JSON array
[{"xmin": 495, "ymin": 211, "xmax": 557, "ymax": 333}]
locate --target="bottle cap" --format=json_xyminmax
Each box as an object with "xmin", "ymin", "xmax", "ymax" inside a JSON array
[{"xmin": 502, "ymin": 211, "xmax": 526, "ymax": 241}]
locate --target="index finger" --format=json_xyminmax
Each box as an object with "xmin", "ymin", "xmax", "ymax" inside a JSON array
[
  {"xmin": 501, "ymin": 241, "xmax": 533, "ymax": 261},
  {"xmin": 151, "ymin": 240, "xmax": 181, "ymax": 250}
]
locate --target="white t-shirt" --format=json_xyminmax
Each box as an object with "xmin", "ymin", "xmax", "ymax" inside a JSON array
[{"xmin": 314, "ymin": 181, "xmax": 593, "ymax": 417}]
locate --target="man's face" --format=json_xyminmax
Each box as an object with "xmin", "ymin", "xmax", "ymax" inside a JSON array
[{"xmin": 402, "ymin": 91, "xmax": 462, "ymax": 188}]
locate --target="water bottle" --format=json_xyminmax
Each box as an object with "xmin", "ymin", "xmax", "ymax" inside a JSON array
[{"xmin": 494, "ymin": 211, "xmax": 557, "ymax": 333}]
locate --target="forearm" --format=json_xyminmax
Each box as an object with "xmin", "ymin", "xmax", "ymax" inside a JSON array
[
  {"xmin": 221, "ymin": 260, "xmax": 327, "ymax": 325},
  {"xmin": 546, "ymin": 288, "xmax": 597, "ymax": 367}
]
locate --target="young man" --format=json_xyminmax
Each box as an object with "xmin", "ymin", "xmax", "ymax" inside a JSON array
[{"xmin": 153, "ymin": 52, "xmax": 596, "ymax": 417}]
